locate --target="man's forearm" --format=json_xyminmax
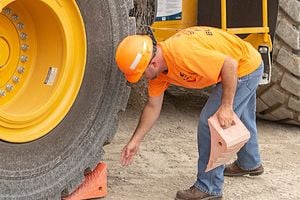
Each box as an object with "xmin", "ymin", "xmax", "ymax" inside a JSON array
[
  {"xmin": 220, "ymin": 57, "xmax": 238, "ymax": 107},
  {"xmin": 130, "ymin": 96, "xmax": 163, "ymax": 143}
]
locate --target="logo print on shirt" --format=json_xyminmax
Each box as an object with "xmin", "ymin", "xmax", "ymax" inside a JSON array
[
  {"xmin": 180, "ymin": 72, "xmax": 196, "ymax": 82},
  {"xmin": 192, "ymin": 27, "xmax": 213, "ymax": 36},
  {"xmin": 205, "ymin": 29, "xmax": 213, "ymax": 36}
]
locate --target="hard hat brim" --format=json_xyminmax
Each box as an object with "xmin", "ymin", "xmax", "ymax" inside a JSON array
[{"xmin": 125, "ymin": 73, "xmax": 143, "ymax": 83}]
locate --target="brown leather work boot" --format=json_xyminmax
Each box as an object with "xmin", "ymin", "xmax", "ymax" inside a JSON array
[
  {"xmin": 224, "ymin": 161, "xmax": 264, "ymax": 177},
  {"xmin": 175, "ymin": 186, "xmax": 222, "ymax": 200}
]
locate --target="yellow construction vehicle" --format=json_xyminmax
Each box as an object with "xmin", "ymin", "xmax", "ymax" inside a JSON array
[
  {"xmin": 151, "ymin": 0, "xmax": 300, "ymax": 125},
  {"xmin": 0, "ymin": 0, "xmax": 299, "ymax": 199}
]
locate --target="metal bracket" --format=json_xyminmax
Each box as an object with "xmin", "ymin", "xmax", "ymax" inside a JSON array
[{"xmin": 258, "ymin": 45, "xmax": 272, "ymax": 85}]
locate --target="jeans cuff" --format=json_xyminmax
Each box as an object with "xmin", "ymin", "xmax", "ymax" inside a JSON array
[{"xmin": 194, "ymin": 183, "xmax": 223, "ymax": 196}]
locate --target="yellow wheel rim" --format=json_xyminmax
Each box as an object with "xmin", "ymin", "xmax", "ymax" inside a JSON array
[
  {"xmin": 0, "ymin": 37, "xmax": 10, "ymax": 68},
  {"xmin": 0, "ymin": 0, "xmax": 87, "ymax": 143}
]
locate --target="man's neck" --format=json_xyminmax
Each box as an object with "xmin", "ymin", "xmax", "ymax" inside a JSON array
[{"xmin": 157, "ymin": 46, "xmax": 168, "ymax": 72}]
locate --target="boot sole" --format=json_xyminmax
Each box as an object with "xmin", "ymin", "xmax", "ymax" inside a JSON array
[{"xmin": 224, "ymin": 170, "xmax": 264, "ymax": 177}]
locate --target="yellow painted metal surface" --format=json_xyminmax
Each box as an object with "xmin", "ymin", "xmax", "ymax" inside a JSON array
[
  {"xmin": 244, "ymin": 33, "xmax": 272, "ymax": 51},
  {"xmin": 0, "ymin": 38, "xmax": 9, "ymax": 68},
  {"xmin": 262, "ymin": 0, "xmax": 269, "ymax": 43},
  {"xmin": 221, "ymin": 0, "xmax": 227, "ymax": 30},
  {"xmin": 227, "ymin": 27, "xmax": 269, "ymax": 35},
  {"xmin": 153, "ymin": 0, "xmax": 272, "ymax": 49},
  {"xmin": 152, "ymin": 0, "xmax": 198, "ymax": 41},
  {"xmin": 0, "ymin": 0, "xmax": 86, "ymax": 143}
]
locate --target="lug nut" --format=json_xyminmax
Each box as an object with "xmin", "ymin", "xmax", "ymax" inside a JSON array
[
  {"xmin": 17, "ymin": 66, "xmax": 25, "ymax": 74},
  {"xmin": 6, "ymin": 84, "xmax": 13, "ymax": 92},
  {"xmin": 21, "ymin": 44, "xmax": 29, "ymax": 51},
  {"xmin": 20, "ymin": 55, "xmax": 28, "ymax": 63},
  {"xmin": 12, "ymin": 76, "xmax": 20, "ymax": 83},
  {"xmin": 3, "ymin": 8, "xmax": 12, "ymax": 15},
  {"xmin": 11, "ymin": 14, "xmax": 19, "ymax": 21},
  {"xmin": 20, "ymin": 32, "xmax": 27, "ymax": 40},
  {"xmin": 0, "ymin": 90, "xmax": 6, "ymax": 97},
  {"xmin": 17, "ymin": 23, "xmax": 25, "ymax": 30}
]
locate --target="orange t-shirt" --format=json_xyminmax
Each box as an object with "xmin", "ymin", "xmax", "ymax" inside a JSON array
[{"xmin": 148, "ymin": 26, "xmax": 262, "ymax": 97}]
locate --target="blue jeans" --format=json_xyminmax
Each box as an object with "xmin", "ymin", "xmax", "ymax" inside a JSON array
[{"xmin": 194, "ymin": 63, "xmax": 264, "ymax": 196}]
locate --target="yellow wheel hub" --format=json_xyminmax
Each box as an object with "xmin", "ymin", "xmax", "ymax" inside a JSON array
[
  {"xmin": 0, "ymin": 37, "xmax": 9, "ymax": 68},
  {"xmin": 0, "ymin": 0, "xmax": 87, "ymax": 143}
]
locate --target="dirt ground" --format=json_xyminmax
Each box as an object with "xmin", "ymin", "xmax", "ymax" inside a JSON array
[{"xmin": 103, "ymin": 93, "xmax": 300, "ymax": 200}]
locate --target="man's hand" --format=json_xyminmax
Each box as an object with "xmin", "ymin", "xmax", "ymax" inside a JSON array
[
  {"xmin": 120, "ymin": 140, "xmax": 140, "ymax": 167},
  {"xmin": 120, "ymin": 94, "xmax": 164, "ymax": 167},
  {"xmin": 215, "ymin": 105, "xmax": 234, "ymax": 129}
]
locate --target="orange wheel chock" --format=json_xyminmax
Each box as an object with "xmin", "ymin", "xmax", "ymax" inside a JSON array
[
  {"xmin": 205, "ymin": 114, "xmax": 250, "ymax": 172},
  {"xmin": 65, "ymin": 163, "xmax": 108, "ymax": 200}
]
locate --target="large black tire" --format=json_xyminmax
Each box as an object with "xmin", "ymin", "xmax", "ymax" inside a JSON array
[
  {"xmin": 0, "ymin": 0, "xmax": 134, "ymax": 199},
  {"xmin": 256, "ymin": 0, "xmax": 300, "ymax": 125}
]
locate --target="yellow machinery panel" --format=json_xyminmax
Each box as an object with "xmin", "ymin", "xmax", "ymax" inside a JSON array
[
  {"xmin": 152, "ymin": 0, "xmax": 272, "ymax": 50},
  {"xmin": 152, "ymin": 0, "xmax": 198, "ymax": 41}
]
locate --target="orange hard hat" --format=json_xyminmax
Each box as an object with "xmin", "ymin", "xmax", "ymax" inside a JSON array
[{"xmin": 115, "ymin": 35, "xmax": 153, "ymax": 83}]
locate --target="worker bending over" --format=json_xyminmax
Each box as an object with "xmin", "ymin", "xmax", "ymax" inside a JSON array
[{"xmin": 115, "ymin": 26, "xmax": 264, "ymax": 200}]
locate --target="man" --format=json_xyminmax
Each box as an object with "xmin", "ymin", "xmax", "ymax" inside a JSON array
[{"xmin": 115, "ymin": 26, "xmax": 264, "ymax": 200}]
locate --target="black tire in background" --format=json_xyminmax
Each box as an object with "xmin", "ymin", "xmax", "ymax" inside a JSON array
[
  {"xmin": 126, "ymin": 0, "xmax": 157, "ymax": 108},
  {"xmin": 0, "ymin": 0, "xmax": 134, "ymax": 199},
  {"xmin": 256, "ymin": 0, "xmax": 300, "ymax": 125},
  {"xmin": 131, "ymin": 0, "xmax": 157, "ymax": 34}
]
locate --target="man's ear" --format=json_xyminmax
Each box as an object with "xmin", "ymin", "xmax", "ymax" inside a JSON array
[
  {"xmin": 151, "ymin": 56, "xmax": 157, "ymax": 66},
  {"xmin": 150, "ymin": 61, "xmax": 157, "ymax": 68}
]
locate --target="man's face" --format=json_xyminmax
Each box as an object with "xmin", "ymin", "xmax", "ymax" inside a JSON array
[
  {"xmin": 144, "ymin": 62, "xmax": 158, "ymax": 80},
  {"xmin": 143, "ymin": 45, "xmax": 158, "ymax": 80}
]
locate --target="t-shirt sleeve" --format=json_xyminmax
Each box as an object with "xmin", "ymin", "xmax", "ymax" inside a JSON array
[
  {"xmin": 185, "ymin": 47, "xmax": 226, "ymax": 82},
  {"xmin": 148, "ymin": 76, "xmax": 170, "ymax": 97}
]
